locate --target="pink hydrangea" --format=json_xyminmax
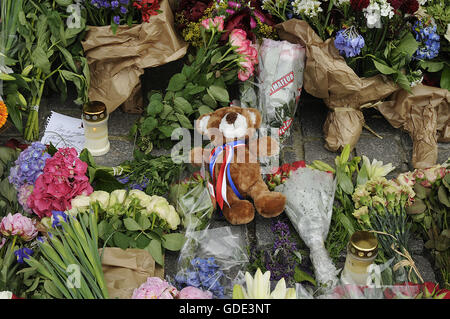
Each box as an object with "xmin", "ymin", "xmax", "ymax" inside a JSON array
[
  {"xmin": 27, "ymin": 147, "xmax": 93, "ymax": 218},
  {"xmin": 178, "ymin": 286, "xmax": 213, "ymax": 299},
  {"xmin": 0, "ymin": 213, "xmax": 38, "ymax": 241},
  {"xmin": 132, "ymin": 277, "xmax": 179, "ymax": 299}
]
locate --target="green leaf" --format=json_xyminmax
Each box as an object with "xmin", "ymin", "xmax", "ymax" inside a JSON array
[
  {"xmin": 140, "ymin": 117, "xmax": 158, "ymax": 135},
  {"xmin": 174, "ymin": 96, "xmax": 193, "ymax": 114},
  {"xmin": 145, "ymin": 240, "xmax": 164, "ymax": 266},
  {"xmin": 441, "ymin": 65, "xmax": 450, "ymax": 91},
  {"xmin": 167, "ymin": 73, "xmax": 186, "ymax": 92},
  {"xmin": 198, "ymin": 105, "xmax": 213, "ymax": 116},
  {"xmin": 406, "ymin": 198, "xmax": 427, "ymax": 215},
  {"xmin": 123, "ymin": 218, "xmax": 142, "ymax": 231},
  {"xmin": 137, "ymin": 215, "xmax": 151, "ymax": 230},
  {"xmin": 419, "ymin": 60, "xmax": 444, "ymax": 73},
  {"xmin": 44, "ymin": 280, "xmax": 64, "ymax": 299},
  {"xmin": 207, "ymin": 85, "xmax": 229, "ymax": 103},
  {"xmin": 202, "ymin": 93, "xmax": 217, "ymax": 108},
  {"xmin": 294, "ymin": 267, "xmax": 316, "ymax": 286},
  {"xmin": 210, "ymin": 51, "xmax": 222, "ymax": 65},
  {"xmin": 113, "ymin": 232, "xmax": 131, "ymax": 250},
  {"xmin": 158, "ymin": 126, "xmax": 174, "ymax": 138},
  {"xmin": 162, "ymin": 233, "xmax": 186, "ymax": 251},
  {"xmin": 55, "ymin": 0, "xmax": 73, "ymax": 6},
  {"xmin": 391, "ymin": 32, "xmax": 419, "ymax": 60},
  {"xmin": 175, "ymin": 113, "xmax": 193, "ymax": 129},
  {"xmin": 372, "ymin": 59, "xmax": 397, "ymax": 75},
  {"xmin": 31, "ymin": 47, "xmax": 51, "ymax": 74},
  {"xmin": 438, "ymin": 185, "xmax": 450, "ymax": 208},
  {"xmin": 147, "ymin": 100, "xmax": 164, "ymax": 116}
]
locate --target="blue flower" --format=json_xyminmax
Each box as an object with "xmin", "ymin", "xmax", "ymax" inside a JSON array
[
  {"xmin": 113, "ymin": 15, "xmax": 121, "ymax": 25},
  {"xmin": 412, "ymin": 20, "xmax": 440, "ymax": 60},
  {"xmin": 334, "ymin": 27, "xmax": 365, "ymax": 58},
  {"xmin": 14, "ymin": 247, "xmax": 34, "ymax": 264},
  {"xmin": 52, "ymin": 211, "xmax": 68, "ymax": 228},
  {"xmin": 8, "ymin": 142, "xmax": 51, "ymax": 189}
]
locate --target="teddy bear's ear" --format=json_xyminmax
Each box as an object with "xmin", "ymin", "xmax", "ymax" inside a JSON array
[
  {"xmin": 244, "ymin": 108, "xmax": 262, "ymax": 128},
  {"xmin": 195, "ymin": 113, "xmax": 211, "ymax": 135}
]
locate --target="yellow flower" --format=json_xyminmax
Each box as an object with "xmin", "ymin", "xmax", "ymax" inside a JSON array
[{"xmin": 0, "ymin": 100, "xmax": 8, "ymax": 129}]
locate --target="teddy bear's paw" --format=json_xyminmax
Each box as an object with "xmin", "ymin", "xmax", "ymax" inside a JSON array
[
  {"xmin": 254, "ymin": 192, "xmax": 286, "ymax": 218},
  {"xmin": 222, "ymin": 200, "xmax": 255, "ymax": 225}
]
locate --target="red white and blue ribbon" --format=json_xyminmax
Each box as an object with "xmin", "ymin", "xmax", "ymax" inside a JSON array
[{"xmin": 209, "ymin": 140, "xmax": 246, "ymax": 210}]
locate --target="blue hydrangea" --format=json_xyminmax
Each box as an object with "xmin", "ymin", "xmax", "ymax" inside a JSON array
[
  {"xmin": 412, "ymin": 20, "xmax": 440, "ymax": 60},
  {"xmin": 175, "ymin": 257, "xmax": 225, "ymax": 298},
  {"xmin": 8, "ymin": 142, "xmax": 51, "ymax": 190},
  {"xmin": 334, "ymin": 27, "xmax": 365, "ymax": 58}
]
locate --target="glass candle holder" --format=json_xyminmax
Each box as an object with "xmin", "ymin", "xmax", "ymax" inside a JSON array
[
  {"xmin": 341, "ymin": 231, "xmax": 378, "ymax": 286},
  {"xmin": 82, "ymin": 101, "xmax": 110, "ymax": 156}
]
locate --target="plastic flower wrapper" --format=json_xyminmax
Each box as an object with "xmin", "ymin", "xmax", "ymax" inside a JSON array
[
  {"xmin": 257, "ymin": 38, "xmax": 305, "ymax": 147},
  {"xmin": 168, "ymin": 169, "xmax": 216, "ymax": 231},
  {"xmin": 173, "ymin": 226, "xmax": 249, "ymax": 298},
  {"xmin": 275, "ymin": 167, "xmax": 339, "ymax": 289}
]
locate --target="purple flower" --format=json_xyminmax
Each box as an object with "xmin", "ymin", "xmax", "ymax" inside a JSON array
[
  {"xmin": 52, "ymin": 211, "xmax": 68, "ymax": 228},
  {"xmin": 334, "ymin": 27, "xmax": 365, "ymax": 58},
  {"xmin": 113, "ymin": 15, "xmax": 120, "ymax": 24},
  {"xmin": 120, "ymin": 6, "xmax": 128, "ymax": 14},
  {"xmin": 8, "ymin": 142, "xmax": 50, "ymax": 190},
  {"xmin": 14, "ymin": 247, "xmax": 33, "ymax": 263}
]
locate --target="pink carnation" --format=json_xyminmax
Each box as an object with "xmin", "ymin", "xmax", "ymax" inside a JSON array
[
  {"xmin": 0, "ymin": 213, "xmax": 38, "ymax": 241},
  {"xmin": 178, "ymin": 286, "xmax": 213, "ymax": 299},
  {"xmin": 27, "ymin": 148, "xmax": 93, "ymax": 218},
  {"xmin": 201, "ymin": 16, "xmax": 225, "ymax": 31},
  {"xmin": 132, "ymin": 277, "xmax": 179, "ymax": 299}
]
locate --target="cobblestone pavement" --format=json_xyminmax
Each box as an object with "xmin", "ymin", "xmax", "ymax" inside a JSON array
[{"xmin": 1, "ymin": 86, "xmax": 448, "ymax": 287}]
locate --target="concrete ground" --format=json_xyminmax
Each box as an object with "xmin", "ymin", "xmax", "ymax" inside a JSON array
[{"xmin": 1, "ymin": 81, "xmax": 448, "ymax": 290}]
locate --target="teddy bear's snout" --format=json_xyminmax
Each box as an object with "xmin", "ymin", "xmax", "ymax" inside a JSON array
[{"xmin": 225, "ymin": 112, "xmax": 238, "ymax": 124}]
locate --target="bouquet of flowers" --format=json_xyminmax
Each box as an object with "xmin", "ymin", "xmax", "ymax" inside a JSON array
[
  {"xmin": 260, "ymin": 0, "xmax": 449, "ymax": 162},
  {"xmin": 266, "ymin": 160, "xmax": 306, "ymax": 190},
  {"xmin": 133, "ymin": 16, "xmax": 259, "ymax": 151},
  {"xmin": 175, "ymin": 0, "xmax": 277, "ymax": 47},
  {"xmin": 82, "ymin": 0, "xmax": 188, "ymax": 114},
  {"xmin": 132, "ymin": 276, "xmax": 213, "ymax": 299},
  {"xmin": 400, "ymin": 163, "xmax": 450, "ymax": 288},
  {"xmin": 174, "ymin": 226, "xmax": 249, "ymax": 298},
  {"xmin": 69, "ymin": 189, "xmax": 184, "ymax": 266},
  {"xmin": 352, "ymin": 176, "xmax": 421, "ymax": 283},
  {"xmin": 25, "ymin": 147, "xmax": 93, "ymax": 219},
  {"xmin": 168, "ymin": 171, "xmax": 216, "ymax": 231},
  {"xmin": 0, "ymin": 212, "xmax": 39, "ymax": 297}
]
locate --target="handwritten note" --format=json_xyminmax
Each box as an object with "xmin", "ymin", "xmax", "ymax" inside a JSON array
[{"xmin": 41, "ymin": 111, "xmax": 85, "ymax": 153}]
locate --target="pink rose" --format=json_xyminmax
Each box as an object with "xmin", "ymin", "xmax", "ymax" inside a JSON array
[
  {"xmin": 0, "ymin": 213, "xmax": 38, "ymax": 241},
  {"xmin": 177, "ymin": 287, "xmax": 213, "ymax": 299},
  {"xmin": 201, "ymin": 18, "xmax": 213, "ymax": 30},
  {"xmin": 213, "ymin": 16, "xmax": 224, "ymax": 31},
  {"xmin": 237, "ymin": 57, "xmax": 254, "ymax": 81},
  {"xmin": 229, "ymin": 29, "xmax": 247, "ymax": 48}
]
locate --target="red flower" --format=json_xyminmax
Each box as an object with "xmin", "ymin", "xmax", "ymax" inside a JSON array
[
  {"xmin": 292, "ymin": 161, "xmax": 306, "ymax": 170},
  {"xmin": 435, "ymin": 288, "xmax": 450, "ymax": 299},
  {"xmin": 177, "ymin": 0, "xmax": 211, "ymax": 22},
  {"xmin": 11, "ymin": 294, "xmax": 23, "ymax": 299},
  {"xmin": 387, "ymin": 0, "xmax": 403, "ymax": 10},
  {"xmin": 281, "ymin": 163, "xmax": 291, "ymax": 173},
  {"xmin": 350, "ymin": 0, "xmax": 370, "ymax": 11},
  {"xmin": 399, "ymin": 0, "xmax": 418, "ymax": 14},
  {"xmin": 133, "ymin": 0, "xmax": 161, "ymax": 23}
]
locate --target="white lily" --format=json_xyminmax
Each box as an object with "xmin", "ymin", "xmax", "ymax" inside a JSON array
[
  {"xmin": 362, "ymin": 155, "xmax": 395, "ymax": 180},
  {"xmin": 233, "ymin": 268, "xmax": 296, "ymax": 299}
]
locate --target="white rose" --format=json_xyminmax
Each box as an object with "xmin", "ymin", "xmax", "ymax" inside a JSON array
[
  {"xmin": 70, "ymin": 194, "xmax": 91, "ymax": 213},
  {"xmin": 89, "ymin": 191, "xmax": 110, "ymax": 210},
  {"xmin": 166, "ymin": 205, "xmax": 181, "ymax": 230},
  {"xmin": 109, "ymin": 189, "xmax": 127, "ymax": 207},
  {"xmin": 125, "ymin": 189, "xmax": 153, "ymax": 208},
  {"xmin": 0, "ymin": 291, "xmax": 13, "ymax": 299}
]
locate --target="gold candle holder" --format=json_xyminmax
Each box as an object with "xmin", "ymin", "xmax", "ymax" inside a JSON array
[{"xmin": 341, "ymin": 231, "xmax": 378, "ymax": 286}]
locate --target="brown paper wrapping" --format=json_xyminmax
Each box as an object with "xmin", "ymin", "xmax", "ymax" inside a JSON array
[
  {"xmin": 82, "ymin": 0, "xmax": 188, "ymax": 114},
  {"xmin": 377, "ymin": 84, "xmax": 450, "ymax": 169},
  {"xmin": 100, "ymin": 247, "xmax": 164, "ymax": 299},
  {"xmin": 275, "ymin": 19, "xmax": 399, "ymax": 151}
]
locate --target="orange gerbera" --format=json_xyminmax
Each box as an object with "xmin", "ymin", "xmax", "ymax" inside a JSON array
[{"xmin": 0, "ymin": 100, "xmax": 8, "ymax": 129}]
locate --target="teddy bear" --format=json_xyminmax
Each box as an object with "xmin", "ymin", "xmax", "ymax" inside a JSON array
[{"xmin": 189, "ymin": 106, "xmax": 286, "ymax": 225}]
